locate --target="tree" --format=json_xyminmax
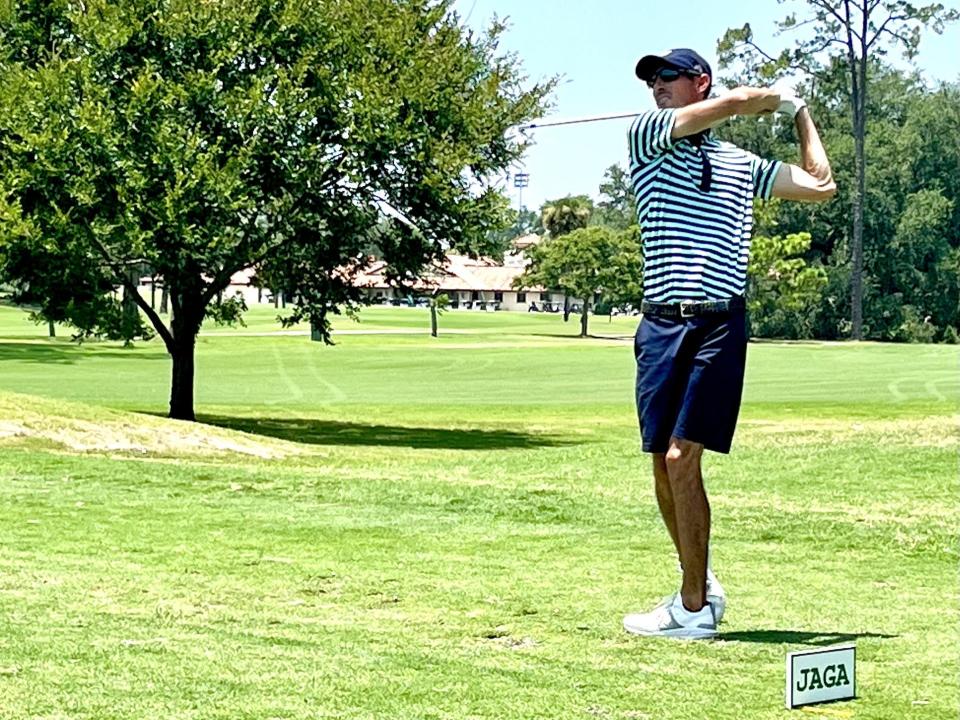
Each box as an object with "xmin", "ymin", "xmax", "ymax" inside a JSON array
[
  {"xmin": 0, "ymin": 0, "xmax": 552, "ymax": 420},
  {"xmin": 540, "ymin": 195, "xmax": 594, "ymax": 238},
  {"xmin": 747, "ymin": 233, "xmax": 829, "ymax": 339},
  {"xmin": 484, "ymin": 205, "xmax": 542, "ymax": 251},
  {"xmin": 515, "ymin": 225, "xmax": 643, "ymax": 337},
  {"xmin": 718, "ymin": 65, "xmax": 960, "ymax": 342},
  {"xmin": 538, "ymin": 194, "xmax": 594, "ymax": 321},
  {"xmin": 429, "ymin": 292, "xmax": 449, "ymax": 338},
  {"xmin": 593, "ymin": 164, "xmax": 637, "ymax": 231},
  {"xmin": 719, "ymin": 0, "xmax": 958, "ymax": 339}
]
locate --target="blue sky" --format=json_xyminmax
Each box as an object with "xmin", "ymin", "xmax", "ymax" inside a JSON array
[{"xmin": 453, "ymin": 0, "xmax": 960, "ymax": 213}]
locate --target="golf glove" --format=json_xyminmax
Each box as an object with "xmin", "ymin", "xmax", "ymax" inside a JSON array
[{"xmin": 777, "ymin": 95, "xmax": 807, "ymax": 118}]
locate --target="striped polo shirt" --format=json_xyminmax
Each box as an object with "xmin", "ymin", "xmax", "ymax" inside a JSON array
[{"xmin": 628, "ymin": 108, "xmax": 782, "ymax": 302}]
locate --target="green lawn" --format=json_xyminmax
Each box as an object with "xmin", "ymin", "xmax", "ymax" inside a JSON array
[{"xmin": 0, "ymin": 304, "xmax": 956, "ymax": 719}]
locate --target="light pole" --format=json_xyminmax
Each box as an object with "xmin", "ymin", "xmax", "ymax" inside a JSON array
[{"xmin": 513, "ymin": 171, "xmax": 530, "ymax": 229}]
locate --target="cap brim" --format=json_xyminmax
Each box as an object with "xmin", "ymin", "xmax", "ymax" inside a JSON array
[{"xmin": 635, "ymin": 54, "xmax": 681, "ymax": 82}]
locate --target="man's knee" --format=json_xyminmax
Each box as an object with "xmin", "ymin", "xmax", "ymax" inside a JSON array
[{"xmin": 664, "ymin": 437, "xmax": 703, "ymax": 474}]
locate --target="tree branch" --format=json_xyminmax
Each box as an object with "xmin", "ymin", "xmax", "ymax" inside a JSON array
[
  {"xmin": 810, "ymin": 0, "xmax": 864, "ymax": 42},
  {"xmin": 777, "ymin": 16, "xmax": 822, "ymax": 33},
  {"xmin": 867, "ymin": 15, "xmax": 909, "ymax": 50},
  {"xmin": 87, "ymin": 233, "xmax": 175, "ymax": 348},
  {"xmin": 867, "ymin": 13, "xmax": 908, "ymax": 49},
  {"xmin": 123, "ymin": 272, "xmax": 175, "ymax": 350},
  {"xmin": 741, "ymin": 39, "xmax": 782, "ymax": 64}
]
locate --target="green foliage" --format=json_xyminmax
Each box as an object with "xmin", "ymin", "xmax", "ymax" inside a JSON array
[
  {"xmin": 516, "ymin": 225, "xmax": 642, "ymax": 335},
  {"xmin": 484, "ymin": 205, "xmax": 542, "ymax": 251},
  {"xmin": 718, "ymin": 2, "xmax": 959, "ymax": 84},
  {"xmin": 0, "ymin": 0, "xmax": 553, "ymax": 417},
  {"xmin": 592, "ymin": 164, "xmax": 637, "ymax": 231},
  {"xmin": 539, "ymin": 195, "xmax": 593, "ymax": 238},
  {"xmin": 747, "ymin": 227, "xmax": 828, "ymax": 339},
  {"xmin": 718, "ymin": 1, "xmax": 958, "ymax": 340},
  {"xmin": 718, "ymin": 58, "xmax": 960, "ymax": 343}
]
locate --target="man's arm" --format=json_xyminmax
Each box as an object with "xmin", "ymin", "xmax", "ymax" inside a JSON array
[
  {"xmin": 671, "ymin": 87, "xmax": 781, "ymax": 139},
  {"xmin": 770, "ymin": 107, "xmax": 837, "ymax": 203}
]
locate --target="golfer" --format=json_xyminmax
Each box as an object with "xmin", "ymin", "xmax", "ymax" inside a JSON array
[{"xmin": 622, "ymin": 49, "xmax": 835, "ymax": 639}]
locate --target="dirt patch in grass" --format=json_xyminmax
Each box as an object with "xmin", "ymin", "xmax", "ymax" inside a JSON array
[
  {"xmin": 739, "ymin": 415, "xmax": 958, "ymax": 448},
  {"xmin": 0, "ymin": 392, "xmax": 304, "ymax": 459}
]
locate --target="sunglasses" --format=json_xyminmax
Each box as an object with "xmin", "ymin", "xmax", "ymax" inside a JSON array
[{"xmin": 646, "ymin": 68, "xmax": 698, "ymax": 88}]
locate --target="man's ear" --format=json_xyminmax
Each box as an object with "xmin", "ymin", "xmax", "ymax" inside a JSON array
[{"xmin": 698, "ymin": 75, "xmax": 712, "ymax": 100}]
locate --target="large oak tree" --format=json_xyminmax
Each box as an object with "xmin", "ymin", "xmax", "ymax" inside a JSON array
[{"xmin": 0, "ymin": 0, "xmax": 552, "ymax": 419}]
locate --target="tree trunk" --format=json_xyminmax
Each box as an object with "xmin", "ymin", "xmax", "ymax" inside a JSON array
[
  {"xmin": 850, "ymin": 59, "xmax": 867, "ymax": 341},
  {"xmin": 580, "ymin": 302, "xmax": 589, "ymax": 337},
  {"xmin": 122, "ymin": 267, "xmax": 140, "ymax": 341},
  {"xmin": 168, "ymin": 336, "xmax": 197, "ymax": 421},
  {"xmin": 563, "ymin": 295, "xmax": 570, "ymax": 322},
  {"xmin": 160, "ymin": 285, "xmax": 169, "ymax": 314},
  {"xmin": 430, "ymin": 304, "xmax": 438, "ymax": 337},
  {"xmin": 851, "ymin": 117, "xmax": 865, "ymax": 340},
  {"xmin": 310, "ymin": 319, "xmax": 323, "ymax": 342},
  {"xmin": 48, "ymin": 319, "xmax": 55, "ymax": 337},
  {"xmin": 167, "ymin": 300, "xmax": 201, "ymax": 421},
  {"xmin": 150, "ymin": 277, "xmax": 156, "ymax": 309}
]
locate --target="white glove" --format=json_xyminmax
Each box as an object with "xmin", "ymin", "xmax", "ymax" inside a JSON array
[{"xmin": 777, "ymin": 95, "xmax": 807, "ymax": 118}]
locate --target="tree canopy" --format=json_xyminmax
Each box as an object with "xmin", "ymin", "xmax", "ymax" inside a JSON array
[
  {"xmin": 0, "ymin": 0, "xmax": 553, "ymax": 419},
  {"xmin": 719, "ymin": 0, "xmax": 958, "ymax": 339}
]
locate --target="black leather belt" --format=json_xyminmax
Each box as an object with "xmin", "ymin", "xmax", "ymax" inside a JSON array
[{"xmin": 641, "ymin": 296, "xmax": 745, "ymax": 318}]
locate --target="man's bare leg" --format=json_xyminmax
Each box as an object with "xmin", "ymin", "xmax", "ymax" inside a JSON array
[
  {"xmin": 664, "ymin": 437, "xmax": 709, "ymax": 612},
  {"xmin": 652, "ymin": 453, "xmax": 681, "ymax": 557}
]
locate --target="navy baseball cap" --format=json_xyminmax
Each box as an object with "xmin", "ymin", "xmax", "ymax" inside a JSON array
[{"xmin": 635, "ymin": 48, "xmax": 713, "ymax": 83}]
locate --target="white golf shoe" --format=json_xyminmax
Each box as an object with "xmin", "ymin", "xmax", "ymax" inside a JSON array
[
  {"xmin": 623, "ymin": 594, "xmax": 718, "ymax": 640},
  {"xmin": 673, "ymin": 564, "xmax": 727, "ymax": 623},
  {"xmin": 706, "ymin": 569, "xmax": 726, "ymax": 624}
]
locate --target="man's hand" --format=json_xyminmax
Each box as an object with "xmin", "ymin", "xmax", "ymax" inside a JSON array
[{"xmin": 777, "ymin": 95, "xmax": 808, "ymax": 118}]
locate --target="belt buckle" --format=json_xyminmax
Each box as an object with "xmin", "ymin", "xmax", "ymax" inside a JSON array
[{"xmin": 680, "ymin": 300, "xmax": 696, "ymax": 318}]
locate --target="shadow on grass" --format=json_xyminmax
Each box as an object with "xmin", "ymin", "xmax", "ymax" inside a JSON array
[
  {"xmin": 529, "ymin": 333, "xmax": 632, "ymax": 341},
  {"xmin": 191, "ymin": 414, "xmax": 578, "ymax": 451},
  {"xmin": 719, "ymin": 630, "xmax": 897, "ymax": 645},
  {"xmin": 0, "ymin": 341, "xmax": 167, "ymax": 364}
]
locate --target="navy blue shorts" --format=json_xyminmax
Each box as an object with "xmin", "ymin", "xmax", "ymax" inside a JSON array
[{"xmin": 634, "ymin": 311, "xmax": 747, "ymax": 454}]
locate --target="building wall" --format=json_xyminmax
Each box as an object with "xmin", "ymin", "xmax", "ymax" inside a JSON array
[
  {"xmin": 360, "ymin": 287, "xmax": 568, "ymax": 313},
  {"xmin": 137, "ymin": 282, "xmax": 276, "ymax": 310}
]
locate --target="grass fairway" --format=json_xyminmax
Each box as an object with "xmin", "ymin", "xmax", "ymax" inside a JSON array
[{"xmin": 0, "ymin": 305, "xmax": 956, "ymax": 719}]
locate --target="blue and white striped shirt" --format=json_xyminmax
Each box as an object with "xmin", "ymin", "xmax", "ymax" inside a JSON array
[{"xmin": 628, "ymin": 109, "xmax": 781, "ymax": 302}]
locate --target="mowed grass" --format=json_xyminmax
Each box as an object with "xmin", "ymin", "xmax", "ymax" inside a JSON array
[{"xmin": 0, "ymin": 304, "xmax": 956, "ymax": 720}]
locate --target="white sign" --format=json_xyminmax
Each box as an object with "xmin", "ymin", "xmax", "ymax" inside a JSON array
[{"xmin": 786, "ymin": 644, "xmax": 856, "ymax": 709}]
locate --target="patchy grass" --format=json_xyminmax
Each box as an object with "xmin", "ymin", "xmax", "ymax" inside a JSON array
[{"xmin": 0, "ymin": 305, "xmax": 956, "ymax": 719}]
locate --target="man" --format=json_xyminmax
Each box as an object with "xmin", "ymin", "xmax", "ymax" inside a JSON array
[{"xmin": 622, "ymin": 49, "xmax": 835, "ymax": 639}]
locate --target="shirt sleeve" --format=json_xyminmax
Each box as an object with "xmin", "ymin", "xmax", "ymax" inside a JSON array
[
  {"xmin": 751, "ymin": 155, "xmax": 783, "ymax": 200},
  {"xmin": 628, "ymin": 109, "xmax": 677, "ymax": 166}
]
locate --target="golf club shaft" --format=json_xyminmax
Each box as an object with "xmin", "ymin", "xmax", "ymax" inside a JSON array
[{"xmin": 520, "ymin": 111, "xmax": 641, "ymax": 130}]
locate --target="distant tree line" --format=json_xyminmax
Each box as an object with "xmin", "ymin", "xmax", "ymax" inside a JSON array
[{"xmin": 721, "ymin": 66, "xmax": 959, "ymax": 343}]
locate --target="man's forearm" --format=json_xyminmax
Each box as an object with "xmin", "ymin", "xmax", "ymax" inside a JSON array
[
  {"xmin": 795, "ymin": 108, "xmax": 833, "ymax": 185},
  {"xmin": 672, "ymin": 87, "xmax": 780, "ymax": 139}
]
